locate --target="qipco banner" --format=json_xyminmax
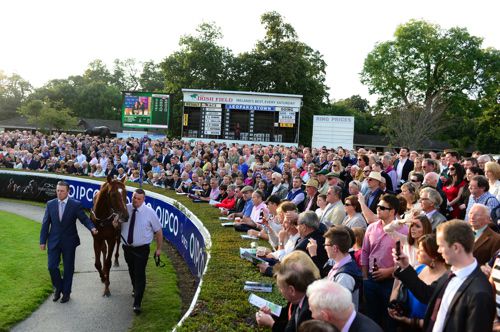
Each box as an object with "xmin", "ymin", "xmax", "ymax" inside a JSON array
[{"xmin": 0, "ymin": 170, "xmax": 211, "ymax": 279}]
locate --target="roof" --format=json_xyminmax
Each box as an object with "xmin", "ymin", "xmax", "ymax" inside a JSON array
[
  {"xmin": 0, "ymin": 116, "xmax": 123, "ymax": 134},
  {"xmin": 181, "ymin": 88, "xmax": 303, "ymax": 98}
]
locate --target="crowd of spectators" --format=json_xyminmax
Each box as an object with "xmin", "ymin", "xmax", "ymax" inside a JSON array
[{"xmin": 1, "ymin": 129, "xmax": 500, "ymax": 331}]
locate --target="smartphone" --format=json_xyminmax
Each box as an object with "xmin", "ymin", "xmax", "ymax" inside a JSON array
[{"xmin": 395, "ymin": 240, "xmax": 401, "ymax": 260}]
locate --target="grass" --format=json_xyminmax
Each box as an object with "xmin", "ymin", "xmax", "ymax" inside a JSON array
[
  {"xmin": 0, "ymin": 211, "xmax": 53, "ymax": 332},
  {"xmin": 129, "ymin": 252, "xmax": 181, "ymax": 331}
]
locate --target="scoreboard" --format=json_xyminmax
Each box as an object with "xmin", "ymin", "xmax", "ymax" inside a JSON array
[{"xmin": 121, "ymin": 91, "xmax": 170, "ymax": 129}]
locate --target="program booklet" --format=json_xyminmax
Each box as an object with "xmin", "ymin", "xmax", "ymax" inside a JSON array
[
  {"xmin": 244, "ymin": 281, "xmax": 273, "ymax": 293},
  {"xmin": 248, "ymin": 293, "xmax": 282, "ymax": 316},
  {"xmin": 241, "ymin": 251, "xmax": 267, "ymax": 265}
]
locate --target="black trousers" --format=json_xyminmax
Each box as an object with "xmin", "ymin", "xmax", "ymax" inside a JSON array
[{"xmin": 123, "ymin": 244, "xmax": 150, "ymax": 307}]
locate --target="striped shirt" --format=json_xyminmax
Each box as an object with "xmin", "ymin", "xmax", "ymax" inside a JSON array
[
  {"xmin": 121, "ymin": 203, "xmax": 162, "ymax": 247},
  {"xmin": 491, "ymin": 254, "xmax": 500, "ymax": 319}
]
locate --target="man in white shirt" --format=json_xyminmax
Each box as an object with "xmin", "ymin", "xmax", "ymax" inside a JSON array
[
  {"xmin": 393, "ymin": 220, "xmax": 495, "ymax": 332},
  {"xmin": 121, "ymin": 188, "xmax": 163, "ymax": 315}
]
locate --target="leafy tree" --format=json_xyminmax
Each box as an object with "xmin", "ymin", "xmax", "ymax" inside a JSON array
[
  {"xmin": 18, "ymin": 99, "xmax": 77, "ymax": 132},
  {"xmin": 235, "ymin": 12, "xmax": 328, "ymax": 146},
  {"xmin": 112, "ymin": 58, "xmax": 141, "ymax": 91},
  {"xmin": 0, "ymin": 71, "xmax": 32, "ymax": 120},
  {"xmin": 140, "ymin": 61, "xmax": 165, "ymax": 92},
  {"xmin": 322, "ymin": 96, "xmax": 381, "ymax": 135},
  {"xmin": 361, "ymin": 20, "xmax": 499, "ymax": 150},
  {"xmin": 161, "ymin": 22, "xmax": 237, "ymax": 136}
]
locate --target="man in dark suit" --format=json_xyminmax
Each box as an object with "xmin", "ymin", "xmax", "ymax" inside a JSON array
[
  {"xmin": 393, "ymin": 219, "xmax": 495, "ymax": 332},
  {"xmin": 255, "ymin": 251, "xmax": 320, "ymax": 331},
  {"xmin": 40, "ymin": 181, "xmax": 98, "ymax": 303},
  {"xmin": 469, "ymin": 203, "xmax": 500, "ymax": 265},
  {"xmin": 294, "ymin": 211, "xmax": 328, "ymax": 276},
  {"xmin": 303, "ymin": 179, "xmax": 319, "ymax": 212},
  {"xmin": 393, "ymin": 147, "xmax": 414, "ymax": 189},
  {"xmin": 307, "ymin": 279, "xmax": 382, "ymax": 332}
]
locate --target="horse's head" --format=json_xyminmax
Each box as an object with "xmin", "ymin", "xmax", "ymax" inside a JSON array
[
  {"xmin": 93, "ymin": 175, "xmax": 129, "ymax": 228},
  {"xmin": 105, "ymin": 175, "xmax": 129, "ymax": 224}
]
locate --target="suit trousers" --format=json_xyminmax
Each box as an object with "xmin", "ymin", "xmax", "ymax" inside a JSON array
[
  {"xmin": 123, "ymin": 244, "xmax": 150, "ymax": 307},
  {"xmin": 48, "ymin": 245, "xmax": 76, "ymax": 295}
]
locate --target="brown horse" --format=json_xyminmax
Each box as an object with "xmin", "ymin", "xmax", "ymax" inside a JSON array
[{"xmin": 91, "ymin": 175, "xmax": 129, "ymax": 297}]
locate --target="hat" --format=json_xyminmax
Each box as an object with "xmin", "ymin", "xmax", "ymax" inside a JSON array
[
  {"xmin": 367, "ymin": 171, "xmax": 383, "ymax": 182},
  {"xmin": 241, "ymin": 185, "xmax": 254, "ymax": 193},
  {"xmin": 326, "ymin": 172, "xmax": 340, "ymax": 178},
  {"xmin": 316, "ymin": 169, "xmax": 329, "ymax": 175},
  {"xmin": 305, "ymin": 179, "xmax": 319, "ymax": 189}
]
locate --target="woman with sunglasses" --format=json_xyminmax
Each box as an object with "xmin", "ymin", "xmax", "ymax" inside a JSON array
[
  {"xmin": 442, "ymin": 162, "xmax": 466, "ymax": 219},
  {"xmin": 342, "ymin": 195, "xmax": 367, "ymax": 229}
]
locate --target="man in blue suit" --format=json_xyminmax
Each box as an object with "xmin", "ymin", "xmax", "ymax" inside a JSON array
[{"xmin": 40, "ymin": 181, "xmax": 98, "ymax": 303}]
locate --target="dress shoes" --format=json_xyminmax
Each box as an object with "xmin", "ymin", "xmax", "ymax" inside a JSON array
[
  {"xmin": 60, "ymin": 294, "xmax": 70, "ymax": 303},
  {"xmin": 53, "ymin": 290, "xmax": 61, "ymax": 302},
  {"xmin": 133, "ymin": 306, "xmax": 141, "ymax": 315}
]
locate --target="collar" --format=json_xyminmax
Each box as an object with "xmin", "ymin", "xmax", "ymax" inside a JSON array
[
  {"xmin": 133, "ymin": 203, "xmax": 145, "ymax": 212},
  {"xmin": 473, "ymin": 191, "xmax": 489, "ymax": 202},
  {"xmin": 451, "ymin": 259, "xmax": 477, "ymax": 280},
  {"xmin": 474, "ymin": 225, "xmax": 488, "ymax": 239},
  {"xmin": 425, "ymin": 209, "xmax": 438, "ymax": 218},
  {"xmin": 341, "ymin": 310, "xmax": 357, "ymax": 332},
  {"xmin": 332, "ymin": 254, "xmax": 352, "ymax": 271},
  {"xmin": 59, "ymin": 197, "xmax": 69, "ymax": 204}
]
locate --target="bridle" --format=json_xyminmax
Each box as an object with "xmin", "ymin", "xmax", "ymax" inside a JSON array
[{"xmin": 91, "ymin": 209, "xmax": 121, "ymax": 228}]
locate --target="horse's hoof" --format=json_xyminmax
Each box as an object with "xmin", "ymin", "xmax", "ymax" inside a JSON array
[{"xmin": 103, "ymin": 291, "xmax": 111, "ymax": 297}]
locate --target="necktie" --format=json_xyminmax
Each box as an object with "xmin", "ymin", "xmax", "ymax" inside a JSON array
[
  {"xmin": 427, "ymin": 272, "xmax": 456, "ymax": 332},
  {"xmin": 127, "ymin": 208, "xmax": 137, "ymax": 245},
  {"xmin": 59, "ymin": 201, "xmax": 65, "ymax": 221}
]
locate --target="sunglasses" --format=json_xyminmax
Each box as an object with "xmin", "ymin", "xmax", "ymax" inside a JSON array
[
  {"xmin": 364, "ymin": 170, "xmax": 370, "ymax": 173},
  {"xmin": 411, "ymin": 179, "xmax": 420, "ymax": 182},
  {"xmin": 324, "ymin": 243, "xmax": 334, "ymax": 247},
  {"xmin": 345, "ymin": 203, "xmax": 352, "ymax": 206},
  {"xmin": 377, "ymin": 205, "xmax": 392, "ymax": 211},
  {"xmin": 449, "ymin": 168, "xmax": 455, "ymax": 171}
]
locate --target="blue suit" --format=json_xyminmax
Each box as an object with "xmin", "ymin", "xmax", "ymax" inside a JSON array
[{"xmin": 40, "ymin": 198, "xmax": 94, "ymax": 295}]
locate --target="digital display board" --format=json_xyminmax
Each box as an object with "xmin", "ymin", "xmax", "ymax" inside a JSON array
[{"xmin": 121, "ymin": 91, "xmax": 170, "ymax": 129}]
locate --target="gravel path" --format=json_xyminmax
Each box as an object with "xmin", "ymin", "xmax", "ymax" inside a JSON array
[{"xmin": 0, "ymin": 200, "xmax": 134, "ymax": 332}]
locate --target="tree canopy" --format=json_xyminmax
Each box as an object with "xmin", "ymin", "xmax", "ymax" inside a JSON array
[{"xmin": 361, "ymin": 20, "xmax": 499, "ymax": 151}]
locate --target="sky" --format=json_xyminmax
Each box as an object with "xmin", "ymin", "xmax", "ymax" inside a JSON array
[{"xmin": 1, "ymin": 0, "xmax": 498, "ymax": 103}]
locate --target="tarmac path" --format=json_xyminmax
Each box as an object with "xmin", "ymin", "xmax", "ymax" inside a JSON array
[{"xmin": 0, "ymin": 200, "xmax": 133, "ymax": 332}]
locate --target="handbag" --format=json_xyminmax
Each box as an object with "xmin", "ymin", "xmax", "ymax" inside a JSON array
[{"xmin": 388, "ymin": 283, "xmax": 410, "ymax": 317}]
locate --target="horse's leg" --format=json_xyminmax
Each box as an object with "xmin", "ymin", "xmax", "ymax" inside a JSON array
[
  {"xmin": 93, "ymin": 238, "xmax": 105, "ymax": 283},
  {"xmin": 103, "ymin": 237, "xmax": 115, "ymax": 297},
  {"xmin": 113, "ymin": 234, "xmax": 120, "ymax": 267}
]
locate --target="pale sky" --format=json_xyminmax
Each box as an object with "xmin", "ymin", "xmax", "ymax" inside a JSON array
[{"xmin": 1, "ymin": 0, "xmax": 498, "ymax": 102}]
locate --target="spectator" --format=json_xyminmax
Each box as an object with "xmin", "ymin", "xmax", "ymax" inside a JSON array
[
  {"xmin": 307, "ymin": 279, "xmax": 382, "ymax": 332},
  {"xmin": 255, "ymin": 251, "xmax": 320, "ymax": 331},
  {"xmin": 364, "ymin": 171, "xmax": 384, "ymax": 214},
  {"xmin": 303, "ymin": 179, "xmax": 320, "ymax": 212},
  {"xmin": 342, "ymin": 195, "xmax": 367, "ymax": 229},
  {"xmin": 297, "ymin": 211, "xmax": 329, "ymax": 275},
  {"xmin": 465, "ymin": 175, "xmax": 499, "ymax": 221},
  {"xmin": 269, "ymin": 172, "xmax": 288, "ymax": 200},
  {"xmin": 393, "ymin": 220, "xmax": 495, "ymax": 332},
  {"xmin": 394, "ymin": 147, "xmax": 414, "ymax": 189},
  {"xmin": 361, "ymin": 194, "xmax": 407, "ymax": 331},
  {"xmin": 468, "ymin": 203, "xmax": 500, "ymax": 265},
  {"xmin": 320, "ymin": 185, "xmax": 346, "ymax": 227},
  {"xmin": 485, "ymin": 161, "xmax": 500, "ymax": 201},
  {"xmin": 442, "ymin": 163, "xmax": 467, "ymax": 219},
  {"xmin": 315, "ymin": 194, "xmax": 328, "ymax": 219},
  {"xmin": 419, "ymin": 187, "xmax": 447, "ymax": 230}
]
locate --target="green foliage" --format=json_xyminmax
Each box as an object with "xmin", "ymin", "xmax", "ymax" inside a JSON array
[
  {"xmin": 0, "ymin": 211, "xmax": 53, "ymax": 331},
  {"xmin": 0, "ymin": 71, "xmax": 32, "ymax": 120},
  {"xmin": 140, "ymin": 61, "xmax": 165, "ymax": 92},
  {"xmin": 18, "ymin": 99, "xmax": 78, "ymax": 132},
  {"xmin": 361, "ymin": 19, "xmax": 499, "ymax": 151}
]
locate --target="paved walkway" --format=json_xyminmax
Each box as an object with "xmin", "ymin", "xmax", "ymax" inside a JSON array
[{"xmin": 0, "ymin": 200, "xmax": 133, "ymax": 332}]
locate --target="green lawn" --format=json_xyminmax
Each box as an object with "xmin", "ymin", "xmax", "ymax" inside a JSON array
[
  {"xmin": 0, "ymin": 211, "xmax": 53, "ymax": 332},
  {"xmin": 129, "ymin": 252, "xmax": 181, "ymax": 331}
]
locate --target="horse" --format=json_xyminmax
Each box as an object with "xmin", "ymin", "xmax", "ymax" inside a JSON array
[
  {"xmin": 91, "ymin": 175, "xmax": 129, "ymax": 297},
  {"xmin": 78, "ymin": 119, "xmax": 111, "ymax": 137}
]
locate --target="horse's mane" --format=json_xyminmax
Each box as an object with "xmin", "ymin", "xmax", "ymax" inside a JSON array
[{"xmin": 94, "ymin": 182, "xmax": 110, "ymax": 215}]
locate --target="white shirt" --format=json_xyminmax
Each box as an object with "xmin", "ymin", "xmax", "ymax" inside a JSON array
[
  {"xmin": 121, "ymin": 203, "xmax": 162, "ymax": 247},
  {"xmin": 433, "ymin": 259, "xmax": 478, "ymax": 332},
  {"xmin": 396, "ymin": 158, "xmax": 407, "ymax": 183}
]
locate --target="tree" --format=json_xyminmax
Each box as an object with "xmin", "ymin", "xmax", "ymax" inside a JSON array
[
  {"xmin": 361, "ymin": 20, "xmax": 499, "ymax": 150},
  {"xmin": 112, "ymin": 58, "xmax": 141, "ymax": 91},
  {"xmin": 0, "ymin": 71, "xmax": 32, "ymax": 120},
  {"xmin": 140, "ymin": 61, "xmax": 165, "ymax": 92},
  {"xmin": 235, "ymin": 12, "xmax": 329, "ymax": 146},
  {"xmin": 161, "ymin": 22, "xmax": 237, "ymax": 136},
  {"xmin": 18, "ymin": 99, "xmax": 77, "ymax": 132}
]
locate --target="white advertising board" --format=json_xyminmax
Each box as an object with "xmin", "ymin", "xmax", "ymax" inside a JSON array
[{"xmin": 312, "ymin": 116, "xmax": 354, "ymax": 150}]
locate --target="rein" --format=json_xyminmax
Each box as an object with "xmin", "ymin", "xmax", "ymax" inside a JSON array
[{"xmin": 91, "ymin": 209, "xmax": 120, "ymax": 228}]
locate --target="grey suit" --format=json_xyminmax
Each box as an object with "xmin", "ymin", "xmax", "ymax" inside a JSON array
[{"xmin": 428, "ymin": 210, "xmax": 447, "ymax": 230}]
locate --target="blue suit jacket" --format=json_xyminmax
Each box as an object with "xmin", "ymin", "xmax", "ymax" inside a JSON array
[{"xmin": 40, "ymin": 198, "xmax": 94, "ymax": 250}]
